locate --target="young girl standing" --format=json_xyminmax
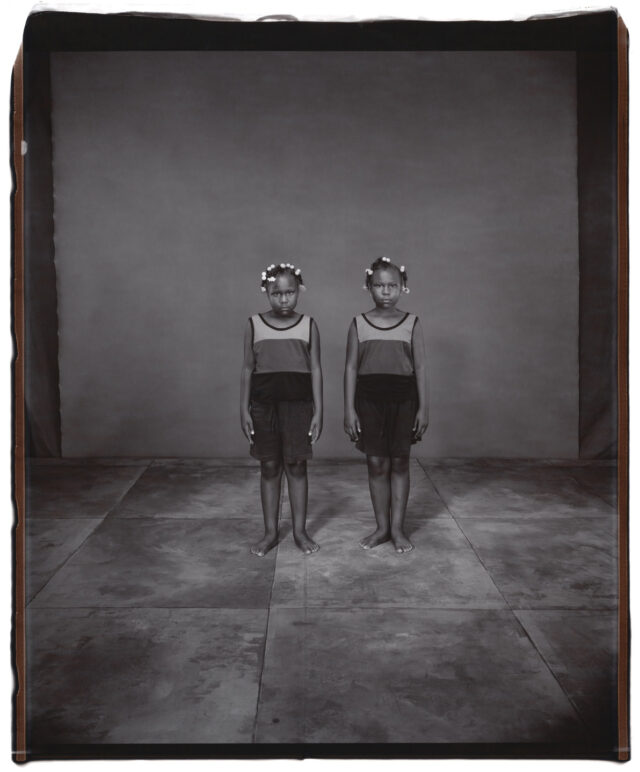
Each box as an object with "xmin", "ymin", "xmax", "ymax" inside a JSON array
[
  {"xmin": 344, "ymin": 257, "xmax": 428, "ymax": 554},
  {"xmin": 240, "ymin": 263, "xmax": 322, "ymax": 557}
]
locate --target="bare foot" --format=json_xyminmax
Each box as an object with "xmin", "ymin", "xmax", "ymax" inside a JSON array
[
  {"xmin": 294, "ymin": 530, "xmax": 320, "ymax": 555},
  {"xmin": 360, "ymin": 528, "xmax": 390, "ymax": 550},
  {"xmin": 251, "ymin": 532, "xmax": 279, "ymax": 557},
  {"xmin": 391, "ymin": 530, "xmax": 414, "ymax": 554}
]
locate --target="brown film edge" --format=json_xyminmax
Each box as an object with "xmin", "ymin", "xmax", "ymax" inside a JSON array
[
  {"xmin": 616, "ymin": 13, "xmax": 630, "ymax": 765},
  {"xmin": 13, "ymin": 44, "xmax": 27, "ymax": 765}
]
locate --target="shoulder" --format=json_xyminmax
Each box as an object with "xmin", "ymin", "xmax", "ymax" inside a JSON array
[
  {"xmin": 408, "ymin": 314, "xmax": 423, "ymax": 338},
  {"xmin": 353, "ymin": 314, "xmax": 365, "ymax": 334}
]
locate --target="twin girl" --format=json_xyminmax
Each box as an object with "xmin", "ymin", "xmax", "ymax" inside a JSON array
[{"xmin": 239, "ymin": 257, "xmax": 428, "ymax": 557}]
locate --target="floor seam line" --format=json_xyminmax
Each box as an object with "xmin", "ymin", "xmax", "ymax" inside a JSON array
[
  {"xmin": 251, "ymin": 474, "xmax": 283, "ymax": 743},
  {"xmin": 420, "ymin": 466, "xmax": 601, "ymax": 738},
  {"xmin": 100, "ymin": 462, "xmax": 153, "ymax": 520},
  {"xmin": 422, "ymin": 468, "xmax": 513, "ymax": 611},
  {"xmin": 566, "ymin": 471, "xmax": 617, "ymax": 510},
  {"xmin": 27, "ymin": 518, "xmax": 105, "ymax": 607},
  {"xmin": 27, "ymin": 462, "xmax": 152, "ymax": 606},
  {"xmin": 510, "ymin": 610, "xmax": 594, "ymax": 736}
]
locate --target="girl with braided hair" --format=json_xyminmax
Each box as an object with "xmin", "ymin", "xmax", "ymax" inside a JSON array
[
  {"xmin": 240, "ymin": 263, "xmax": 323, "ymax": 556},
  {"xmin": 344, "ymin": 257, "xmax": 429, "ymax": 553}
]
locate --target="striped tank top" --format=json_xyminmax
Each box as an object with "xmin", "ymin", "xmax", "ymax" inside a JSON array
[
  {"xmin": 250, "ymin": 313, "xmax": 313, "ymax": 403},
  {"xmin": 355, "ymin": 312, "xmax": 418, "ymax": 402}
]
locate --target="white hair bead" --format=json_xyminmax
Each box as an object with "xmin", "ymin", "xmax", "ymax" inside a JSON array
[
  {"xmin": 400, "ymin": 265, "xmax": 405, "ymax": 272},
  {"xmin": 294, "ymin": 268, "xmax": 300, "ymax": 275},
  {"xmin": 260, "ymin": 287, "xmax": 266, "ymax": 292},
  {"xmin": 381, "ymin": 256, "xmax": 390, "ymax": 262},
  {"xmin": 365, "ymin": 268, "xmax": 373, "ymax": 275}
]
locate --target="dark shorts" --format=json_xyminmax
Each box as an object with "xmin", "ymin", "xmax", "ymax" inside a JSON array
[
  {"xmin": 355, "ymin": 397, "xmax": 418, "ymax": 458},
  {"xmin": 250, "ymin": 400, "xmax": 314, "ymax": 462}
]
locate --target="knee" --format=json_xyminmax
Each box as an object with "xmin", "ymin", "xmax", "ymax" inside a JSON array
[
  {"xmin": 367, "ymin": 456, "xmax": 390, "ymax": 478},
  {"xmin": 284, "ymin": 460, "xmax": 307, "ymax": 478},
  {"xmin": 391, "ymin": 456, "xmax": 410, "ymax": 475},
  {"xmin": 261, "ymin": 459, "xmax": 283, "ymax": 480}
]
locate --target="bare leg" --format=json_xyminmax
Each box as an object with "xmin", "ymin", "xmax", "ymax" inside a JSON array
[
  {"xmin": 360, "ymin": 455, "xmax": 392, "ymax": 549},
  {"xmin": 284, "ymin": 460, "xmax": 319, "ymax": 554},
  {"xmin": 390, "ymin": 455, "xmax": 413, "ymax": 553},
  {"xmin": 251, "ymin": 458, "xmax": 282, "ymax": 556}
]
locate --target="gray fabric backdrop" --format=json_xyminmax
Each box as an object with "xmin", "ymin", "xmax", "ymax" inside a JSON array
[{"xmin": 50, "ymin": 51, "xmax": 579, "ymax": 458}]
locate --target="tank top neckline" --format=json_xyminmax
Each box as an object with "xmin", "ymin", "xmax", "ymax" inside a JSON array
[
  {"xmin": 361, "ymin": 311, "xmax": 409, "ymax": 331},
  {"xmin": 258, "ymin": 312, "xmax": 305, "ymax": 331}
]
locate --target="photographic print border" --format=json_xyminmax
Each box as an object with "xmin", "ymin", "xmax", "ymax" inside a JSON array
[{"xmin": 11, "ymin": 9, "xmax": 629, "ymax": 761}]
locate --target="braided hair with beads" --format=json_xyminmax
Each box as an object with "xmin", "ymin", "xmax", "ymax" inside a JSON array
[
  {"xmin": 260, "ymin": 262, "xmax": 306, "ymax": 292},
  {"xmin": 362, "ymin": 256, "xmax": 410, "ymax": 293}
]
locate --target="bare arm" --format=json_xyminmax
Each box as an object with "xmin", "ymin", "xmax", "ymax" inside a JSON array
[
  {"xmin": 240, "ymin": 319, "xmax": 255, "ymax": 442},
  {"xmin": 412, "ymin": 318, "xmax": 429, "ymax": 439},
  {"xmin": 308, "ymin": 319, "xmax": 323, "ymax": 443},
  {"xmin": 343, "ymin": 318, "xmax": 361, "ymax": 440}
]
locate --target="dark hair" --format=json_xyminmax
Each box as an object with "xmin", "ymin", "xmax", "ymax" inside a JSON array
[
  {"xmin": 260, "ymin": 262, "xmax": 306, "ymax": 293},
  {"xmin": 363, "ymin": 256, "xmax": 409, "ymax": 293}
]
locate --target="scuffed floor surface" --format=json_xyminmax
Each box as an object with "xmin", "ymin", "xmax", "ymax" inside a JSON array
[{"xmin": 24, "ymin": 457, "xmax": 619, "ymax": 750}]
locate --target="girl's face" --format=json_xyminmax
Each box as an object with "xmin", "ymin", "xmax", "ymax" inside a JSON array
[
  {"xmin": 267, "ymin": 272, "xmax": 299, "ymax": 317},
  {"xmin": 369, "ymin": 267, "xmax": 402, "ymax": 309}
]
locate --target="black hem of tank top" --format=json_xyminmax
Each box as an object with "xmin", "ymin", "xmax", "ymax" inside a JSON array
[
  {"xmin": 410, "ymin": 315, "xmax": 418, "ymax": 357},
  {"xmin": 249, "ymin": 316, "xmax": 255, "ymax": 346},
  {"xmin": 258, "ymin": 313, "xmax": 305, "ymax": 331},
  {"xmin": 361, "ymin": 312, "xmax": 410, "ymax": 330},
  {"xmin": 308, "ymin": 317, "xmax": 313, "ymax": 345}
]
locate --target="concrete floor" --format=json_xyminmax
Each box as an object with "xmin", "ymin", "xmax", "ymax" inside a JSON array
[{"xmin": 24, "ymin": 457, "xmax": 619, "ymax": 751}]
